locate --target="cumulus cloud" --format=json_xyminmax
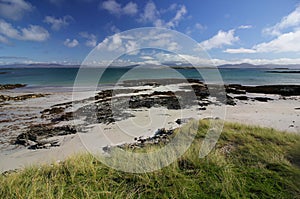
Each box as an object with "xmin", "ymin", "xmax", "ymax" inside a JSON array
[
  {"xmin": 254, "ymin": 30, "xmax": 300, "ymax": 52},
  {"xmin": 21, "ymin": 25, "xmax": 50, "ymax": 41},
  {"xmin": 139, "ymin": 1, "xmax": 159, "ymax": 23},
  {"xmin": 80, "ymin": 32, "xmax": 97, "ymax": 47},
  {"xmin": 101, "ymin": 0, "xmax": 138, "ymax": 16},
  {"xmin": 139, "ymin": 1, "xmax": 187, "ymax": 29},
  {"xmin": 0, "ymin": 0, "xmax": 33, "ymax": 20},
  {"xmin": 44, "ymin": 15, "xmax": 73, "ymax": 31},
  {"xmin": 97, "ymin": 33, "xmax": 124, "ymax": 51},
  {"xmin": 199, "ymin": 29, "xmax": 239, "ymax": 50},
  {"xmin": 226, "ymin": 27, "xmax": 300, "ymax": 53},
  {"xmin": 225, "ymin": 6, "xmax": 300, "ymax": 54},
  {"xmin": 64, "ymin": 38, "xmax": 79, "ymax": 48},
  {"xmin": 95, "ymin": 29, "xmax": 182, "ymax": 55},
  {"xmin": 263, "ymin": 5, "xmax": 300, "ymax": 36},
  {"xmin": 122, "ymin": 2, "xmax": 138, "ymax": 15},
  {"xmin": 0, "ymin": 19, "xmax": 49, "ymax": 42}
]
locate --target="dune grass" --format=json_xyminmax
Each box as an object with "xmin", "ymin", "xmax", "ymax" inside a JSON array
[{"xmin": 1, "ymin": 120, "xmax": 300, "ymax": 198}]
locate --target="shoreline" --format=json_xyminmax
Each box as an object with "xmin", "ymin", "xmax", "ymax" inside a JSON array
[{"xmin": 0, "ymin": 80, "xmax": 299, "ymax": 172}]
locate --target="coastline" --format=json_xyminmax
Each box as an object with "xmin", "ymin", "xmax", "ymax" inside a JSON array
[{"xmin": 0, "ymin": 80, "xmax": 299, "ymax": 172}]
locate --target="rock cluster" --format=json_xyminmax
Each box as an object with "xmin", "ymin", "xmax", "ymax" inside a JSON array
[
  {"xmin": 226, "ymin": 84, "xmax": 300, "ymax": 96},
  {"xmin": 15, "ymin": 124, "xmax": 76, "ymax": 149},
  {"xmin": 116, "ymin": 128, "xmax": 174, "ymax": 150},
  {"xmin": 0, "ymin": 93, "xmax": 47, "ymax": 102},
  {"xmin": 0, "ymin": 84, "xmax": 26, "ymax": 90}
]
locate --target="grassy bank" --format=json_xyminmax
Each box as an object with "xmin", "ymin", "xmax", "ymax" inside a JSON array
[{"xmin": 1, "ymin": 121, "xmax": 300, "ymax": 198}]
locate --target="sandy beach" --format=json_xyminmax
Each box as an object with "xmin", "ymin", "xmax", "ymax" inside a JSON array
[{"xmin": 0, "ymin": 80, "xmax": 299, "ymax": 173}]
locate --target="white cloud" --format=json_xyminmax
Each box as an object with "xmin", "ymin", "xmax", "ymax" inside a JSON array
[
  {"xmin": 0, "ymin": 0, "xmax": 33, "ymax": 20},
  {"xmin": 96, "ymin": 33, "xmax": 138, "ymax": 53},
  {"xmin": 64, "ymin": 38, "xmax": 79, "ymax": 48},
  {"xmin": 122, "ymin": 2, "xmax": 138, "ymax": 15},
  {"xmin": 164, "ymin": 5, "xmax": 187, "ymax": 28},
  {"xmin": 0, "ymin": 19, "xmax": 49, "ymax": 42},
  {"xmin": 199, "ymin": 29, "xmax": 239, "ymax": 50},
  {"xmin": 140, "ymin": 56, "xmax": 154, "ymax": 60},
  {"xmin": 263, "ymin": 5, "xmax": 300, "ymax": 36},
  {"xmin": 21, "ymin": 25, "xmax": 50, "ymax": 41},
  {"xmin": 95, "ymin": 29, "xmax": 182, "ymax": 55},
  {"xmin": 0, "ymin": 20, "xmax": 19, "ymax": 38},
  {"xmin": 226, "ymin": 29, "xmax": 300, "ymax": 53},
  {"xmin": 224, "ymin": 48, "xmax": 256, "ymax": 54},
  {"xmin": 238, "ymin": 25, "xmax": 252, "ymax": 29},
  {"xmin": 254, "ymin": 30, "xmax": 300, "ymax": 52},
  {"xmin": 139, "ymin": 1, "xmax": 159, "ymax": 23},
  {"xmin": 139, "ymin": 1, "xmax": 187, "ymax": 29},
  {"xmin": 195, "ymin": 23, "xmax": 206, "ymax": 31},
  {"xmin": 80, "ymin": 32, "xmax": 97, "ymax": 47},
  {"xmin": 44, "ymin": 15, "xmax": 73, "ymax": 31},
  {"xmin": 101, "ymin": 0, "xmax": 138, "ymax": 16}
]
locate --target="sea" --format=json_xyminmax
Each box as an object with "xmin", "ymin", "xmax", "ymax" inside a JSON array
[{"xmin": 0, "ymin": 67, "xmax": 299, "ymax": 91}]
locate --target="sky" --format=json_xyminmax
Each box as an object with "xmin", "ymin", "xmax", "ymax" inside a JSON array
[{"xmin": 1, "ymin": 0, "xmax": 300, "ymax": 66}]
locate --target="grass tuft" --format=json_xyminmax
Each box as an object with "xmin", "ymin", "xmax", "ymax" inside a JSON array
[{"xmin": 1, "ymin": 120, "xmax": 300, "ymax": 198}]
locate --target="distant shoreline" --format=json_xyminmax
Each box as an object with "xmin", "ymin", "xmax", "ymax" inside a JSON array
[{"xmin": 265, "ymin": 70, "xmax": 300, "ymax": 73}]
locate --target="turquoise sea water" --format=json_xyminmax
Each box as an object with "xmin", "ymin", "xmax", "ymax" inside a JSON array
[{"xmin": 0, "ymin": 67, "xmax": 299, "ymax": 88}]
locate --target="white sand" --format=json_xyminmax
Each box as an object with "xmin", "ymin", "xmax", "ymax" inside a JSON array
[{"xmin": 0, "ymin": 86, "xmax": 299, "ymax": 173}]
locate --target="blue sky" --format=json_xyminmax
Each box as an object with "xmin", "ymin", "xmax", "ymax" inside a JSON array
[{"xmin": 1, "ymin": 0, "xmax": 300, "ymax": 66}]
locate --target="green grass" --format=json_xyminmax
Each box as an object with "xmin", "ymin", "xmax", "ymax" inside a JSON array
[{"xmin": 1, "ymin": 120, "xmax": 300, "ymax": 198}]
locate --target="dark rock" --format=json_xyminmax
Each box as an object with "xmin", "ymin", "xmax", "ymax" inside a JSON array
[
  {"xmin": 254, "ymin": 97, "xmax": 273, "ymax": 102},
  {"xmin": 234, "ymin": 96, "xmax": 248, "ymax": 100},
  {"xmin": 28, "ymin": 139, "xmax": 60, "ymax": 150},
  {"xmin": 175, "ymin": 118, "xmax": 192, "ymax": 125},
  {"xmin": 226, "ymin": 84, "xmax": 300, "ymax": 96},
  {"xmin": 225, "ymin": 86, "xmax": 246, "ymax": 94},
  {"xmin": 0, "ymin": 93, "xmax": 47, "ymax": 102},
  {"xmin": 15, "ymin": 124, "xmax": 76, "ymax": 147},
  {"xmin": 0, "ymin": 84, "xmax": 26, "ymax": 90},
  {"xmin": 143, "ymin": 82, "xmax": 160, "ymax": 87},
  {"xmin": 226, "ymin": 95, "xmax": 236, "ymax": 106},
  {"xmin": 41, "ymin": 107, "xmax": 64, "ymax": 115}
]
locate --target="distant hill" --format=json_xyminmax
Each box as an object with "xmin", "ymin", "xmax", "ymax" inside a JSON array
[
  {"xmin": 218, "ymin": 63, "xmax": 300, "ymax": 69},
  {"xmin": 0, "ymin": 63, "xmax": 80, "ymax": 68}
]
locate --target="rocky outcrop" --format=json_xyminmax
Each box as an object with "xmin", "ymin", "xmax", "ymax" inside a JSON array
[
  {"xmin": 0, "ymin": 93, "xmax": 47, "ymax": 102},
  {"xmin": 0, "ymin": 84, "xmax": 26, "ymax": 90},
  {"xmin": 116, "ymin": 128, "xmax": 174, "ymax": 150},
  {"xmin": 15, "ymin": 124, "xmax": 76, "ymax": 149},
  {"xmin": 226, "ymin": 84, "xmax": 300, "ymax": 96}
]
